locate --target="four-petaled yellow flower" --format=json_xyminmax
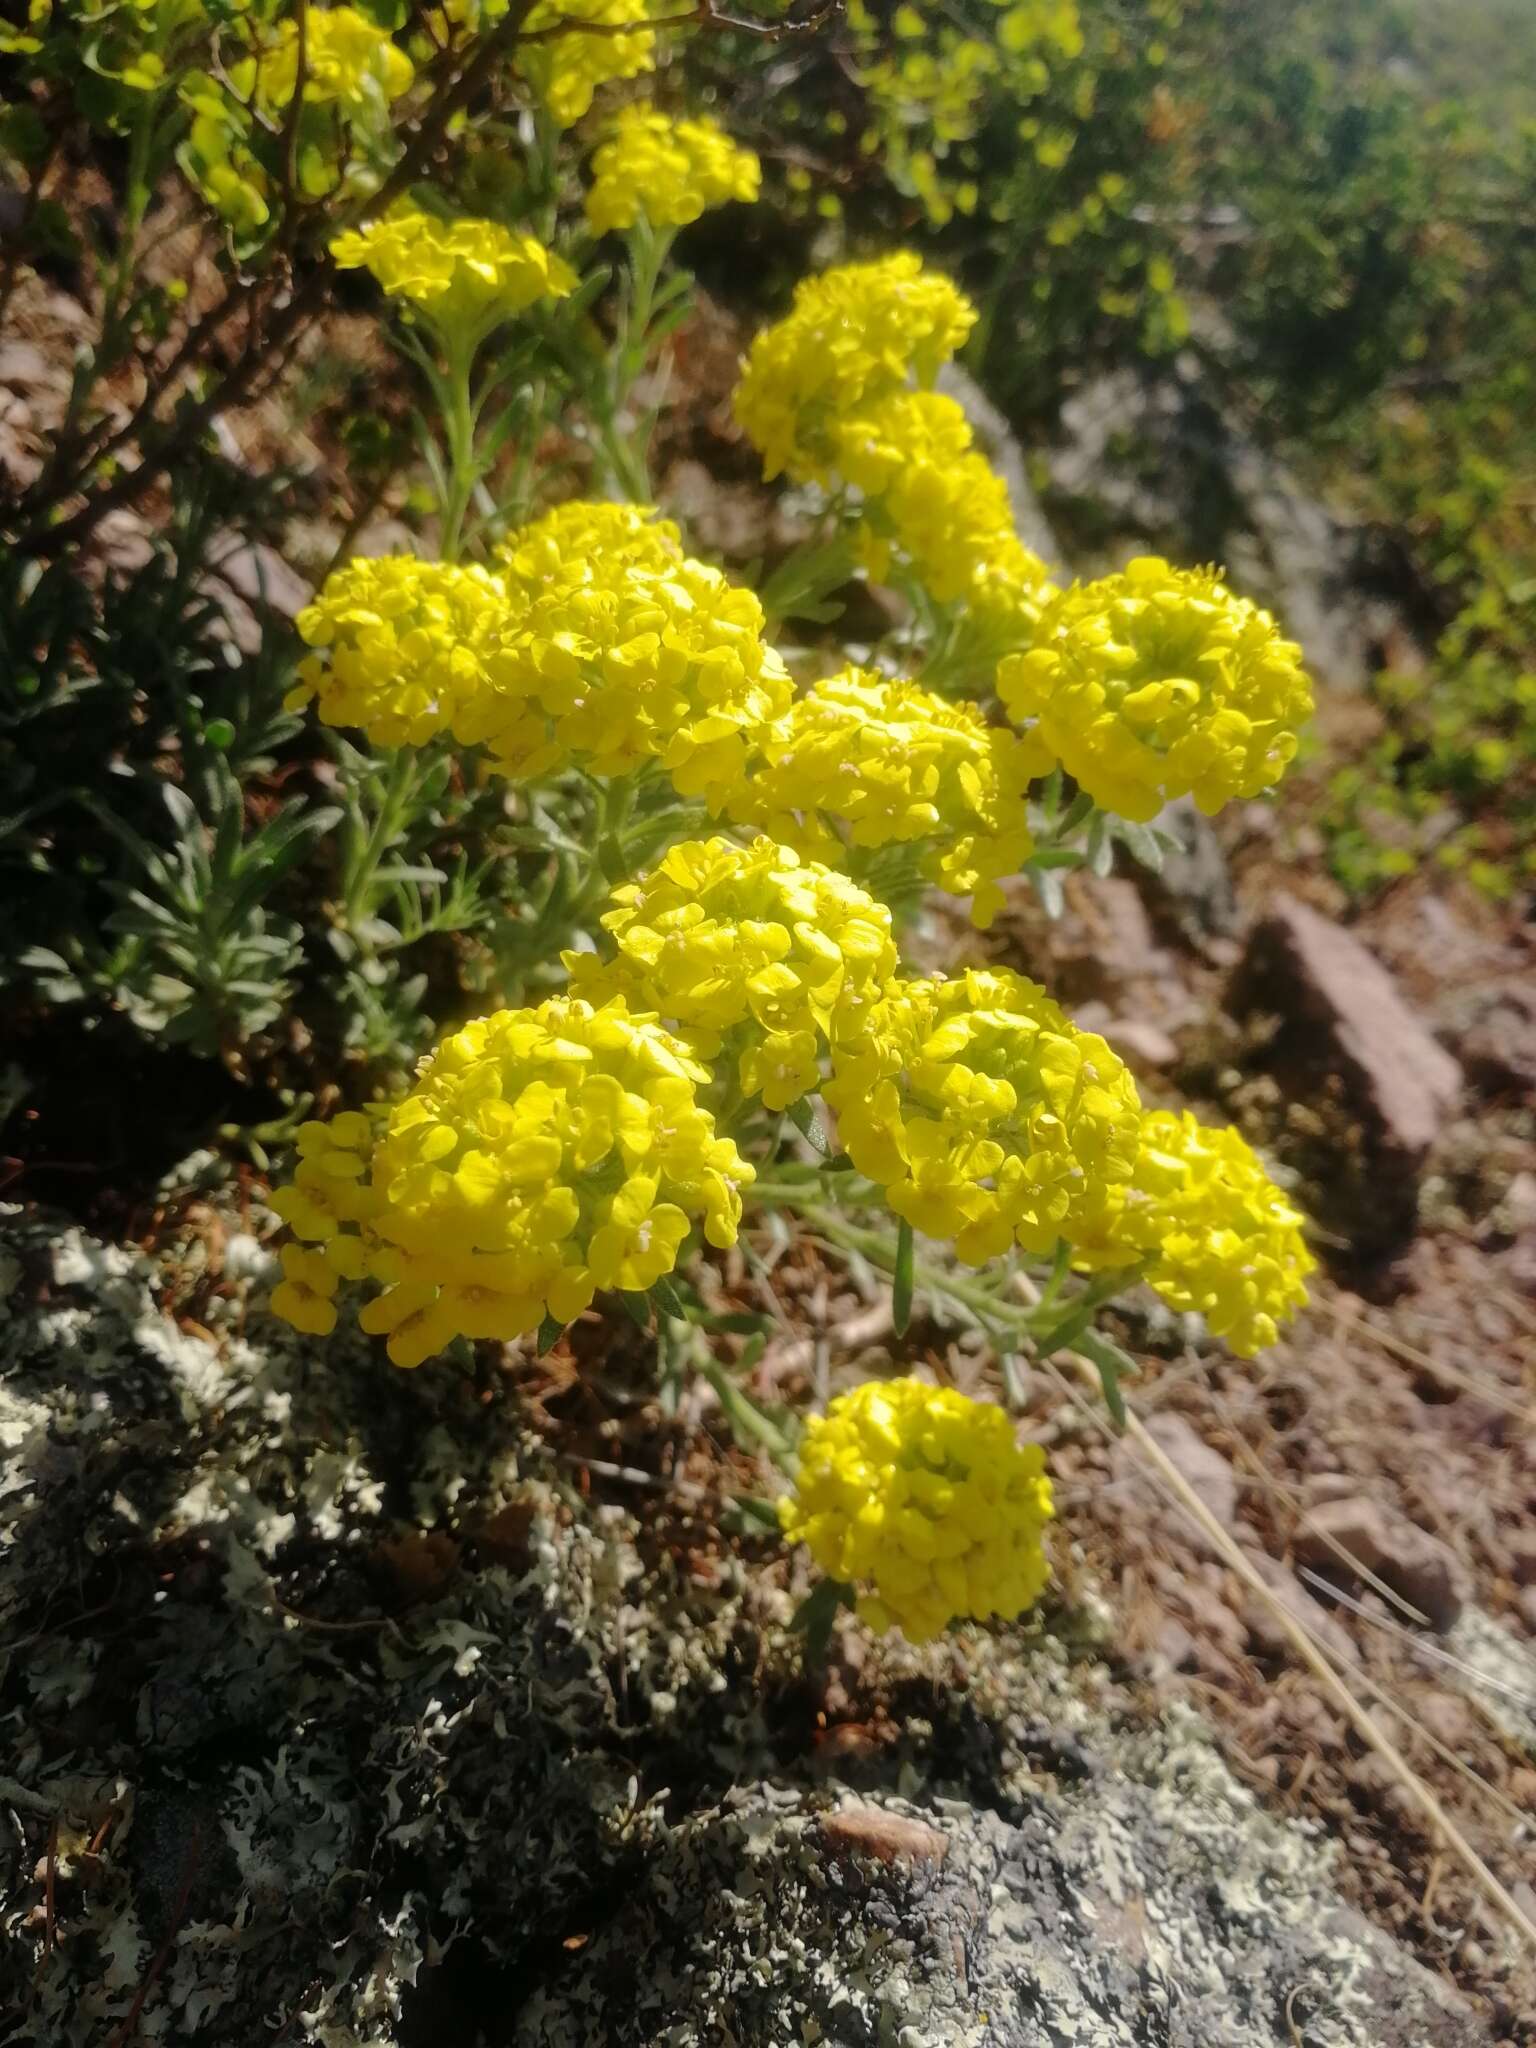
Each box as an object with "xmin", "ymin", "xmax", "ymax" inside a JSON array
[
  {"xmin": 1069, "ymin": 1109, "xmax": 1315, "ymax": 1356},
  {"xmin": 997, "ymin": 557, "xmax": 1314, "ymax": 821},
  {"xmin": 722, "ymin": 666, "xmax": 1051, "ymax": 928},
  {"xmin": 330, "ymin": 205, "xmax": 576, "ymax": 334},
  {"xmin": 734, "ymin": 258, "xmax": 1053, "ymax": 651},
  {"xmin": 568, "ymin": 836, "xmax": 898, "ymax": 1110},
  {"xmin": 839, "ymin": 391, "xmax": 1055, "ymax": 638},
  {"xmin": 825, "ymin": 967, "xmax": 1143, "ymax": 1262},
  {"xmin": 779, "ymin": 1378, "xmax": 1054, "ymax": 1641},
  {"xmin": 586, "ymin": 104, "xmax": 760, "ymax": 236},
  {"xmin": 455, "ymin": 550, "xmax": 793, "ymax": 800}
]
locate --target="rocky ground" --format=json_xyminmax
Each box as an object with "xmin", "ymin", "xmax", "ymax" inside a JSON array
[{"xmin": 0, "ymin": 1185, "xmax": 1526, "ymax": 2046}]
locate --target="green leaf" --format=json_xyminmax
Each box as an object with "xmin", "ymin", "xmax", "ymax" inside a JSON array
[
  {"xmin": 785, "ymin": 1094, "xmax": 833, "ymax": 1156},
  {"xmin": 790, "ymin": 1575, "xmax": 855, "ymax": 1664},
  {"xmin": 722, "ymin": 1494, "xmax": 784, "ymax": 1538},
  {"xmin": 892, "ymin": 1217, "xmax": 915, "ymax": 1337},
  {"xmin": 700, "ymin": 1358, "xmax": 796, "ymax": 1462},
  {"xmin": 1114, "ymin": 819, "xmax": 1166, "ymax": 873},
  {"xmin": 619, "ymin": 1290, "xmax": 653, "ymax": 1333},
  {"xmin": 536, "ymin": 1313, "xmax": 567, "ymax": 1357},
  {"xmin": 1032, "ymin": 865, "xmax": 1066, "ymax": 920},
  {"xmin": 1074, "ymin": 1328, "xmax": 1138, "ymax": 1433},
  {"xmin": 649, "ymin": 1272, "xmax": 692, "ymax": 1324}
]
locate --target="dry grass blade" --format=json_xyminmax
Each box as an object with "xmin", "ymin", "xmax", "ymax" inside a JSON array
[
  {"xmin": 1295, "ymin": 1568, "xmax": 1536, "ymax": 1714},
  {"xmin": 1350, "ymin": 1316, "xmax": 1536, "ymax": 1426},
  {"xmin": 1205, "ymin": 1386, "xmax": 1433, "ymax": 1628}
]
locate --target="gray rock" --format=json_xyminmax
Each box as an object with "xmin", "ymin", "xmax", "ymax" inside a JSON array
[
  {"xmin": 1238, "ymin": 1549, "xmax": 1355, "ymax": 1666},
  {"xmin": 516, "ymin": 1762, "xmax": 1483, "ymax": 2047},
  {"xmin": 1045, "ymin": 363, "xmax": 1428, "ymax": 692},
  {"xmin": 1150, "ymin": 795, "xmax": 1239, "ymax": 939},
  {"xmin": 1097, "ymin": 1015, "xmax": 1180, "ymax": 1071},
  {"xmin": 937, "ymin": 361, "xmax": 1066, "ymax": 574},
  {"xmin": 1446, "ymin": 979, "xmax": 1536, "ymax": 1098},
  {"xmin": 1229, "ymin": 895, "xmax": 1464, "ymax": 1256},
  {"xmin": 1295, "ymin": 1496, "xmax": 1469, "ymax": 1634}
]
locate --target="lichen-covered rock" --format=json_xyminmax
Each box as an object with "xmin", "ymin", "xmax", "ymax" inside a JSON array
[
  {"xmin": 515, "ymin": 1759, "xmax": 1484, "ymax": 2048},
  {"xmin": 0, "ymin": 1202, "xmax": 1490, "ymax": 2047}
]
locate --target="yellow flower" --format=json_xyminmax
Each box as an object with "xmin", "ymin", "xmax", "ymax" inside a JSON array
[
  {"xmin": 779, "ymin": 1378, "xmax": 1053, "ymax": 1642},
  {"xmin": 268, "ymin": 1112, "xmax": 383, "ymax": 1247},
  {"xmin": 269, "ymin": 1000, "xmax": 754, "ymax": 1367},
  {"xmin": 586, "ymin": 104, "xmax": 760, "ymax": 235},
  {"xmin": 230, "ymin": 6, "xmax": 414, "ymax": 114},
  {"xmin": 568, "ymin": 836, "xmax": 898, "ymax": 1111},
  {"xmin": 824, "ymin": 967, "xmax": 1142, "ymax": 1262},
  {"xmin": 520, "ymin": 0, "xmax": 659, "ymax": 127},
  {"xmin": 329, "ymin": 204, "xmax": 576, "ymax": 332},
  {"xmin": 722, "ymin": 668, "xmax": 1051, "ymax": 928},
  {"xmin": 734, "ymin": 252, "xmax": 976, "ymax": 483},
  {"xmin": 455, "ymin": 550, "xmax": 793, "ymax": 801},
  {"xmin": 269, "ymin": 1244, "xmax": 341, "ymax": 1337},
  {"xmin": 997, "ymin": 558, "xmax": 1314, "ymax": 821},
  {"xmin": 495, "ymin": 499, "xmax": 684, "ymax": 598},
  {"xmin": 289, "ymin": 555, "xmax": 523, "ymax": 751},
  {"xmin": 1068, "ymin": 1109, "xmax": 1314, "ymax": 1356}
]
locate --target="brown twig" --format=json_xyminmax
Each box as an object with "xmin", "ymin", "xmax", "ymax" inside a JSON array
[
  {"xmin": 35, "ymin": 1816, "xmax": 59, "ymax": 1981},
  {"xmin": 105, "ymin": 1821, "xmax": 202, "ymax": 2048},
  {"xmin": 280, "ymin": 0, "xmax": 309, "ymax": 207},
  {"xmin": 513, "ymin": 0, "xmax": 842, "ymax": 46},
  {"xmin": 7, "ymin": 0, "xmax": 840, "ymax": 557}
]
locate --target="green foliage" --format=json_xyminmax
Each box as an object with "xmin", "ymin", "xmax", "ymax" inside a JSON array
[{"xmin": 703, "ymin": 0, "xmax": 1190, "ymax": 416}]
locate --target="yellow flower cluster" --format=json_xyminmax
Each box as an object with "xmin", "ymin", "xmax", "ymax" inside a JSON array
[
  {"xmin": 568, "ymin": 837, "xmax": 897, "ymax": 1111},
  {"xmin": 288, "ymin": 555, "xmax": 515, "ymax": 748},
  {"xmin": 734, "ymin": 252, "xmax": 977, "ymax": 484},
  {"xmin": 779, "ymin": 1378, "xmax": 1053, "ymax": 1641},
  {"xmin": 735, "ymin": 257, "xmax": 1053, "ymax": 648},
  {"xmin": 269, "ymin": 1112, "xmax": 383, "ymax": 1335},
  {"xmin": 1071, "ymin": 1110, "xmax": 1314, "ymax": 1356},
  {"xmin": 521, "ymin": 0, "xmax": 658, "ymax": 126},
  {"xmin": 586, "ymin": 104, "xmax": 761, "ymax": 236},
  {"xmin": 997, "ymin": 557, "xmax": 1314, "ymax": 822},
  {"xmin": 230, "ymin": 5, "xmax": 415, "ymax": 114},
  {"xmin": 287, "ymin": 554, "xmax": 526, "ymax": 748},
  {"xmin": 841, "ymin": 390, "xmax": 1053, "ymax": 635},
  {"xmin": 456, "ymin": 549, "xmax": 794, "ymax": 799},
  {"xmin": 825, "ymin": 967, "xmax": 1142, "ymax": 1262},
  {"xmin": 291, "ymin": 511, "xmax": 790, "ymax": 796},
  {"xmin": 723, "ymin": 667, "xmax": 1050, "ymax": 928},
  {"xmin": 269, "ymin": 999, "xmax": 754, "ymax": 1368},
  {"xmin": 329, "ymin": 205, "xmax": 576, "ymax": 333},
  {"xmin": 496, "ymin": 500, "xmax": 684, "ymax": 597}
]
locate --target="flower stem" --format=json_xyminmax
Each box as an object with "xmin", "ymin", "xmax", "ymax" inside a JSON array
[{"xmin": 438, "ymin": 336, "xmax": 480, "ymax": 563}]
